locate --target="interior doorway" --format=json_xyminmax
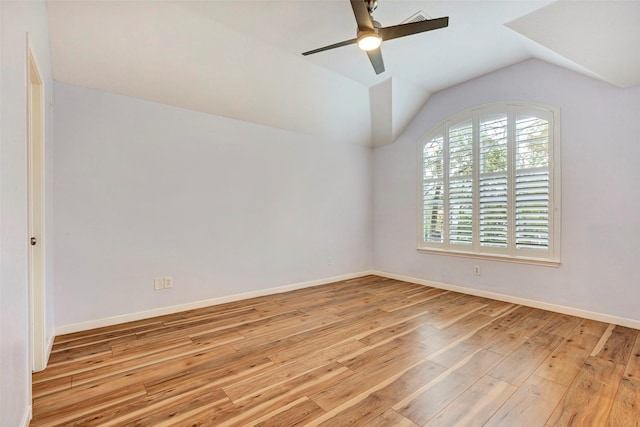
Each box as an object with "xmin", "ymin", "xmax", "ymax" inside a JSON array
[{"xmin": 27, "ymin": 37, "xmax": 47, "ymax": 372}]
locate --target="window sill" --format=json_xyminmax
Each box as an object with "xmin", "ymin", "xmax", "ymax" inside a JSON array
[{"xmin": 417, "ymin": 247, "xmax": 560, "ymax": 267}]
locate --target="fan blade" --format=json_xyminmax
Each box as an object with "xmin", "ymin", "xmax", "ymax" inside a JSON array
[
  {"xmin": 379, "ymin": 17, "xmax": 449, "ymax": 42},
  {"xmin": 350, "ymin": 0, "xmax": 374, "ymax": 31},
  {"xmin": 302, "ymin": 38, "xmax": 358, "ymax": 56},
  {"xmin": 366, "ymin": 47, "xmax": 385, "ymax": 74}
]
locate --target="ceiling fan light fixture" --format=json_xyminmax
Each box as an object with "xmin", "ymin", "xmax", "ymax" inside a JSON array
[{"xmin": 357, "ymin": 33, "xmax": 382, "ymax": 51}]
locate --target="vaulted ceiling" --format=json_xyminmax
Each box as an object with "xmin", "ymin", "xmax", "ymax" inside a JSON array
[{"xmin": 46, "ymin": 1, "xmax": 640, "ymax": 147}]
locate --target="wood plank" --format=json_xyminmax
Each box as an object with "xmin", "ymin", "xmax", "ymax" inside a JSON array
[
  {"xmin": 483, "ymin": 315, "xmax": 549, "ymax": 356},
  {"xmin": 255, "ymin": 311, "xmax": 393, "ymax": 365},
  {"xmin": 110, "ymin": 335, "xmax": 192, "ymax": 356},
  {"xmin": 380, "ymin": 288, "xmax": 447, "ymax": 312},
  {"xmin": 72, "ymin": 342, "xmax": 238, "ymax": 387},
  {"xmin": 188, "ymin": 362, "xmax": 354, "ymax": 426},
  {"xmin": 51, "ymin": 320, "xmax": 162, "ymax": 347},
  {"xmin": 270, "ymin": 338, "xmax": 366, "ymax": 371},
  {"xmin": 625, "ymin": 334, "xmax": 640, "ymax": 380},
  {"xmin": 534, "ymin": 325, "xmax": 601, "ymax": 386},
  {"xmin": 47, "ymin": 342, "xmax": 114, "ymax": 365},
  {"xmin": 252, "ymin": 397, "xmax": 325, "ymax": 427},
  {"xmin": 429, "ymin": 342, "xmax": 484, "ymax": 369},
  {"xmin": 312, "ymin": 341, "xmax": 436, "ymax": 411},
  {"xmin": 64, "ymin": 386, "xmax": 230, "ymax": 427},
  {"xmin": 608, "ymin": 377, "xmax": 640, "ymax": 427},
  {"xmin": 339, "ymin": 337, "xmax": 434, "ymax": 373},
  {"xmin": 467, "ymin": 297, "xmax": 513, "ymax": 318},
  {"xmin": 356, "ymin": 312, "xmax": 437, "ymax": 346},
  {"xmin": 592, "ymin": 325, "xmax": 638, "ymax": 365},
  {"xmin": 31, "ymin": 382, "xmax": 147, "ymax": 427},
  {"xmin": 547, "ymin": 356, "xmax": 626, "ymax": 426},
  {"xmin": 314, "ymin": 359, "xmax": 444, "ymax": 426},
  {"xmin": 424, "ymin": 375, "xmax": 516, "ymax": 426},
  {"xmin": 577, "ymin": 317, "xmax": 611, "ymax": 337},
  {"xmin": 222, "ymin": 358, "xmax": 352, "ymax": 404},
  {"xmin": 462, "ymin": 308, "xmax": 519, "ymax": 347},
  {"xmin": 365, "ymin": 409, "xmax": 421, "ymax": 427},
  {"xmin": 489, "ymin": 331, "xmax": 564, "ymax": 386},
  {"xmin": 538, "ymin": 312, "xmax": 582, "ymax": 338},
  {"xmin": 393, "ymin": 349, "xmax": 503, "ymax": 425},
  {"xmin": 425, "ymin": 312, "xmax": 498, "ymax": 349},
  {"xmin": 31, "ymin": 375, "xmax": 72, "ymax": 400},
  {"xmin": 427, "ymin": 301, "xmax": 487, "ymax": 329},
  {"xmin": 485, "ymin": 374, "xmax": 567, "ymax": 427},
  {"xmin": 143, "ymin": 351, "xmax": 275, "ymax": 397}
]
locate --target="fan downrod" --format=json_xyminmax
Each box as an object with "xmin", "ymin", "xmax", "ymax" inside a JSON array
[{"xmin": 365, "ymin": 0, "xmax": 378, "ymax": 14}]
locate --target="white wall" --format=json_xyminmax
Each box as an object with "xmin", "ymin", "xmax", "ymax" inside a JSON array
[
  {"xmin": 0, "ymin": 1, "xmax": 54, "ymax": 426},
  {"xmin": 53, "ymin": 82, "xmax": 373, "ymax": 328},
  {"xmin": 374, "ymin": 59, "xmax": 640, "ymax": 322}
]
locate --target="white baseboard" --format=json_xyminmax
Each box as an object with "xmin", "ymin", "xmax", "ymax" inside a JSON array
[
  {"xmin": 373, "ymin": 270, "xmax": 640, "ymax": 330},
  {"xmin": 55, "ymin": 271, "xmax": 375, "ymax": 335},
  {"xmin": 56, "ymin": 269, "xmax": 639, "ymax": 336},
  {"xmin": 20, "ymin": 405, "xmax": 32, "ymax": 427}
]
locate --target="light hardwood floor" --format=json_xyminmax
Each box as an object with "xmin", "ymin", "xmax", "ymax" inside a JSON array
[{"xmin": 31, "ymin": 275, "xmax": 640, "ymax": 426}]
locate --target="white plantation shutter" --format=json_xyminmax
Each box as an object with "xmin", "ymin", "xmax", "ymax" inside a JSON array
[
  {"xmin": 515, "ymin": 114, "xmax": 550, "ymax": 250},
  {"xmin": 479, "ymin": 114, "xmax": 508, "ymax": 249},
  {"xmin": 423, "ymin": 136, "xmax": 444, "ymax": 243},
  {"xmin": 515, "ymin": 170, "xmax": 549, "ymax": 248},
  {"xmin": 448, "ymin": 120, "xmax": 473, "ymax": 245},
  {"xmin": 479, "ymin": 175, "xmax": 508, "ymax": 247},
  {"xmin": 449, "ymin": 178, "xmax": 473, "ymax": 244},
  {"xmin": 419, "ymin": 102, "xmax": 560, "ymax": 263}
]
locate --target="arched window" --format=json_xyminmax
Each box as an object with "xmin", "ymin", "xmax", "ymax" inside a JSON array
[{"xmin": 418, "ymin": 102, "xmax": 561, "ymax": 264}]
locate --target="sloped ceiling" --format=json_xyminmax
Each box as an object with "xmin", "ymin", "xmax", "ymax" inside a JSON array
[
  {"xmin": 46, "ymin": 1, "xmax": 639, "ymax": 147},
  {"xmin": 507, "ymin": 1, "xmax": 640, "ymax": 89}
]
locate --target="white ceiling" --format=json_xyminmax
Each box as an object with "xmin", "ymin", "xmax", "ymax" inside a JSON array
[{"xmin": 46, "ymin": 0, "xmax": 640, "ymax": 147}]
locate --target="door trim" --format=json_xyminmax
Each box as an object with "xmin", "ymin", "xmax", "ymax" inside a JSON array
[{"xmin": 27, "ymin": 35, "xmax": 47, "ymax": 373}]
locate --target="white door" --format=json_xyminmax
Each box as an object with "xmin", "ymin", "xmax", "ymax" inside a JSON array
[{"xmin": 27, "ymin": 39, "xmax": 47, "ymax": 372}]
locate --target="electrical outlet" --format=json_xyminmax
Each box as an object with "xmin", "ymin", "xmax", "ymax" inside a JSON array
[
  {"xmin": 473, "ymin": 265, "xmax": 481, "ymax": 276},
  {"xmin": 164, "ymin": 276, "xmax": 174, "ymax": 289},
  {"xmin": 328, "ymin": 257, "xmax": 333, "ymax": 265},
  {"xmin": 154, "ymin": 277, "xmax": 164, "ymax": 290}
]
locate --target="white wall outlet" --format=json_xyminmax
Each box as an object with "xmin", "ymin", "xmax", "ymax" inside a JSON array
[
  {"xmin": 473, "ymin": 265, "xmax": 481, "ymax": 276},
  {"xmin": 154, "ymin": 277, "xmax": 164, "ymax": 290},
  {"xmin": 164, "ymin": 276, "xmax": 174, "ymax": 289},
  {"xmin": 328, "ymin": 257, "xmax": 333, "ymax": 265}
]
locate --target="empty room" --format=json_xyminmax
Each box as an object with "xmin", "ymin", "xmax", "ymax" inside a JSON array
[{"xmin": 2, "ymin": 0, "xmax": 640, "ymax": 426}]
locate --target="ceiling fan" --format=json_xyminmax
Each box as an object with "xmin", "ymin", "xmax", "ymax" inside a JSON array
[{"xmin": 302, "ymin": 0, "xmax": 449, "ymax": 75}]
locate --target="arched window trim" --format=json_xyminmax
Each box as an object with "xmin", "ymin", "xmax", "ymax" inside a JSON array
[{"xmin": 417, "ymin": 101, "xmax": 561, "ymax": 266}]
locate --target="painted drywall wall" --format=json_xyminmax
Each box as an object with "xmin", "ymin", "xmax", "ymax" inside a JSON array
[
  {"xmin": 0, "ymin": 1, "xmax": 54, "ymax": 426},
  {"xmin": 53, "ymin": 82, "xmax": 373, "ymax": 327},
  {"xmin": 373, "ymin": 59, "xmax": 640, "ymax": 322},
  {"xmin": 369, "ymin": 78, "xmax": 431, "ymax": 148}
]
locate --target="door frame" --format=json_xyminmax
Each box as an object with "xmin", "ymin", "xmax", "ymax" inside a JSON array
[{"xmin": 27, "ymin": 35, "xmax": 47, "ymax": 373}]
